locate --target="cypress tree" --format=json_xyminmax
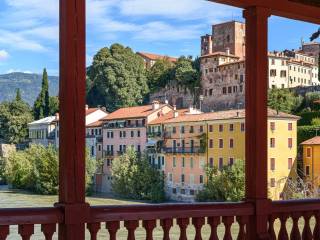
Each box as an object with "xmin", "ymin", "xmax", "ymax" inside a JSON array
[
  {"xmin": 33, "ymin": 68, "xmax": 50, "ymax": 119},
  {"xmin": 15, "ymin": 88, "xmax": 22, "ymax": 102}
]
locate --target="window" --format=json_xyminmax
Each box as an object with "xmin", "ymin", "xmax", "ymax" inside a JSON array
[
  {"xmin": 181, "ymin": 174, "xmax": 185, "ymax": 183},
  {"xmin": 189, "ymin": 189, "xmax": 195, "ymax": 196},
  {"xmin": 270, "ymin": 178, "xmax": 276, "ymax": 187},
  {"xmin": 219, "ymin": 124, "xmax": 223, "ymax": 132},
  {"xmin": 199, "ymin": 175, "xmax": 204, "ymax": 184},
  {"xmin": 288, "ymin": 138, "xmax": 293, "ymax": 148},
  {"xmin": 190, "ymin": 158, "xmax": 194, "ymax": 168},
  {"xmin": 228, "ymin": 86, "xmax": 232, "ymax": 94},
  {"xmin": 209, "ymin": 89, "xmax": 213, "ymax": 96},
  {"xmin": 137, "ymin": 130, "xmax": 140, "ymax": 137},
  {"xmin": 270, "ymin": 69, "xmax": 277, "ymax": 77},
  {"xmin": 189, "ymin": 126, "xmax": 194, "ymax": 133},
  {"xmin": 229, "ymin": 158, "xmax": 234, "ymax": 166},
  {"xmin": 180, "ymin": 126, "xmax": 185, "ymax": 134},
  {"xmin": 229, "ymin": 124, "xmax": 234, "ymax": 131},
  {"xmin": 219, "ymin": 158, "xmax": 223, "ymax": 170},
  {"xmin": 288, "ymin": 123, "xmax": 293, "ymax": 131},
  {"xmin": 209, "ymin": 158, "xmax": 214, "ymax": 168},
  {"xmin": 270, "ymin": 122, "xmax": 275, "ymax": 131},
  {"xmin": 222, "ymin": 87, "xmax": 227, "ymax": 94},
  {"xmin": 209, "ymin": 125, "xmax": 213, "ymax": 132},
  {"xmin": 270, "ymin": 138, "xmax": 275, "ymax": 148},
  {"xmin": 173, "ymin": 157, "xmax": 176, "ymax": 167},
  {"xmin": 98, "ymin": 145, "xmax": 101, "ymax": 151},
  {"xmin": 241, "ymin": 123, "xmax": 245, "ymax": 132},
  {"xmin": 307, "ymin": 147, "xmax": 311, "ymax": 158},
  {"xmin": 172, "ymin": 127, "xmax": 176, "ymax": 134},
  {"xmin": 172, "ymin": 188, "xmax": 177, "ymax": 194},
  {"xmin": 288, "ymin": 158, "xmax": 293, "ymax": 170},
  {"xmin": 168, "ymin": 173, "xmax": 172, "ymax": 182},
  {"xmin": 219, "ymin": 139, "xmax": 223, "ymax": 148},
  {"xmin": 199, "ymin": 125, "xmax": 204, "ymax": 133},
  {"xmin": 209, "ymin": 139, "xmax": 213, "ymax": 148},
  {"xmin": 137, "ymin": 145, "xmax": 141, "ymax": 152},
  {"xmin": 131, "ymin": 131, "xmax": 134, "ymax": 137},
  {"xmin": 229, "ymin": 139, "xmax": 234, "ymax": 148},
  {"xmin": 280, "ymin": 70, "xmax": 287, "ymax": 77},
  {"xmin": 306, "ymin": 166, "xmax": 310, "ymax": 176},
  {"xmin": 182, "ymin": 157, "xmax": 185, "ymax": 168},
  {"xmin": 270, "ymin": 158, "xmax": 275, "ymax": 171}
]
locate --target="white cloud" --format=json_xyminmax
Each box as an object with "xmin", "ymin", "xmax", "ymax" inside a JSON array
[
  {"xmin": 0, "ymin": 30, "xmax": 46, "ymax": 52},
  {"xmin": 119, "ymin": 0, "xmax": 239, "ymax": 23},
  {"xmin": 134, "ymin": 22, "xmax": 203, "ymax": 41},
  {"xmin": 6, "ymin": 69, "xmax": 32, "ymax": 74},
  {"xmin": 0, "ymin": 50, "xmax": 9, "ymax": 61}
]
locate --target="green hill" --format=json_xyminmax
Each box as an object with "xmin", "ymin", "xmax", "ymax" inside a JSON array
[{"xmin": 0, "ymin": 72, "xmax": 59, "ymax": 105}]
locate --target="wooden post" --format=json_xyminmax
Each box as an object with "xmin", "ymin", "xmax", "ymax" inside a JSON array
[
  {"xmin": 243, "ymin": 6, "xmax": 271, "ymax": 240},
  {"xmin": 57, "ymin": 0, "xmax": 88, "ymax": 239}
]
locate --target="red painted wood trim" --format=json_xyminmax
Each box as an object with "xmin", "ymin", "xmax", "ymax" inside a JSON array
[
  {"xmin": 243, "ymin": 6, "xmax": 271, "ymax": 240},
  {"xmin": 58, "ymin": 0, "xmax": 86, "ymax": 239},
  {"xmin": 0, "ymin": 208, "xmax": 63, "ymax": 225},
  {"xmin": 209, "ymin": 0, "xmax": 320, "ymax": 24}
]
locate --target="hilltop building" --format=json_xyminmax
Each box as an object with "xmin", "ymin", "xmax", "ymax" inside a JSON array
[{"xmin": 137, "ymin": 52, "xmax": 178, "ymax": 69}]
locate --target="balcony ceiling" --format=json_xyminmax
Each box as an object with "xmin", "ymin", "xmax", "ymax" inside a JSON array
[{"xmin": 208, "ymin": 0, "xmax": 320, "ymax": 24}]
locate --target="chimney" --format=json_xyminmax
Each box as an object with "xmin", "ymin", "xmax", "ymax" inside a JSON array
[
  {"xmin": 85, "ymin": 104, "xmax": 89, "ymax": 110},
  {"xmin": 226, "ymin": 48, "xmax": 230, "ymax": 55},
  {"xmin": 173, "ymin": 105, "xmax": 177, "ymax": 111},
  {"xmin": 174, "ymin": 111, "xmax": 179, "ymax": 118},
  {"xmin": 189, "ymin": 105, "xmax": 194, "ymax": 113},
  {"xmin": 152, "ymin": 100, "xmax": 160, "ymax": 110},
  {"xmin": 208, "ymin": 35, "xmax": 213, "ymax": 54},
  {"xmin": 101, "ymin": 107, "xmax": 107, "ymax": 112},
  {"xmin": 164, "ymin": 99, "xmax": 169, "ymax": 104}
]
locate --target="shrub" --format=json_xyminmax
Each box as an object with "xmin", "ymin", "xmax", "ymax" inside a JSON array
[
  {"xmin": 196, "ymin": 160, "xmax": 245, "ymax": 202},
  {"xmin": 112, "ymin": 148, "xmax": 165, "ymax": 203}
]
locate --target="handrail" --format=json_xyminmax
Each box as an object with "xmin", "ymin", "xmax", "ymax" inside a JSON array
[
  {"xmin": 0, "ymin": 207, "xmax": 63, "ymax": 225},
  {"xmin": 89, "ymin": 202, "xmax": 254, "ymax": 222},
  {"xmin": 271, "ymin": 198, "xmax": 320, "ymax": 213}
]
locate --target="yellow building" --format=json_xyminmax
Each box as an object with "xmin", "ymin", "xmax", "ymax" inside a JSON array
[
  {"xmin": 301, "ymin": 136, "xmax": 320, "ymax": 188},
  {"xmin": 151, "ymin": 108, "xmax": 299, "ymax": 201}
]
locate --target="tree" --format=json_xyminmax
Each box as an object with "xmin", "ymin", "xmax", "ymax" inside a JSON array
[
  {"xmin": 310, "ymin": 28, "xmax": 320, "ymax": 82},
  {"xmin": 33, "ymin": 68, "xmax": 50, "ymax": 119},
  {"xmin": 4, "ymin": 144, "xmax": 97, "ymax": 194},
  {"xmin": 15, "ymin": 88, "xmax": 22, "ymax": 102},
  {"xmin": 196, "ymin": 160, "xmax": 245, "ymax": 202},
  {"xmin": 112, "ymin": 148, "xmax": 165, "ymax": 202},
  {"xmin": 147, "ymin": 58, "xmax": 175, "ymax": 92},
  {"xmin": 0, "ymin": 98, "xmax": 33, "ymax": 144},
  {"xmin": 86, "ymin": 44, "xmax": 149, "ymax": 112},
  {"xmin": 268, "ymin": 88, "xmax": 302, "ymax": 113},
  {"xmin": 49, "ymin": 96, "xmax": 59, "ymax": 115}
]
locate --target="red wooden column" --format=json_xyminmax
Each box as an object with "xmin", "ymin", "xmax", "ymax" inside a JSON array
[
  {"xmin": 57, "ymin": 0, "xmax": 88, "ymax": 239},
  {"xmin": 243, "ymin": 6, "xmax": 271, "ymax": 240}
]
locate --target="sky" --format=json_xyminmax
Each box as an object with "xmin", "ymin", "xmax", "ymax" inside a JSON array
[{"xmin": 0, "ymin": 0, "xmax": 318, "ymax": 76}]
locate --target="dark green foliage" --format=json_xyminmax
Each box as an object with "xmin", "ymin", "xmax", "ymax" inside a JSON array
[
  {"xmin": 4, "ymin": 145, "xmax": 97, "ymax": 195},
  {"xmin": 112, "ymin": 148, "xmax": 165, "ymax": 203},
  {"xmin": 15, "ymin": 89, "xmax": 22, "ymax": 102},
  {"xmin": 297, "ymin": 125, "xmax": 320, "ymax": 145},
  {"xmin": 174, "ymin": 57, "xmax": 200, "ymax": 92},
  {"xmin": 49, "ymin": 96, "xmax": 59, "ymax": 115},
  {"xmin": 147, "ymin": 58, "xmax": 175, "ymax": 92},
  {"xmin": 86, "ymin": 44, "xmax": 149, "ymax": 112},
  {"xmin": 297, "ymin": 111, "xmax": 320, "ymax": 126},
  {"xmin": 0, "ymin": 98, "xmax": 33, "ymax": 144},
  {"xmin": 33, "ymin": 68, "xmax": 50, "ymax": 119},
  {"xmin": 268, "ymin": 88, "xmax": 303, "ymax": 113},
  {"xmin": 196, "ymin": 160, "xmax": 245, "ymax": 202}
]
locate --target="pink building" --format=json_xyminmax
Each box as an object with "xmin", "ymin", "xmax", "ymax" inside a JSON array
[{"xmin": 98, "ymin": 101, "xmax": 172, "ymax": 192}]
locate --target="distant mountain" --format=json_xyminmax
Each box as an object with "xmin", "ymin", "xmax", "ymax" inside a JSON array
[{"xmin": 0, "ymin": 72, "xmax": 59, "ymax": 105}]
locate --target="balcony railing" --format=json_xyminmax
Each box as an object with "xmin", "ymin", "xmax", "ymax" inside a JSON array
[
  {"xmin": 104, "ymin": 150, "xmax": 114, "ymax": 156},
  {"xmin": 104, "ymin": 123, "xmax": 145, "ymax": 129},
  {"xmin": 147, "ymin": 131, "xmax": 162, "ymax": 138},
  {"xmin": 163, "ymin": 147, "xmax": 205, "ymax": 154}
]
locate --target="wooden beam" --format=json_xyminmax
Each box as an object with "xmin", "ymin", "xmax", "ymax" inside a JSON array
[
  {"xmin": 244, "ymin": 6, "xmax": 271, "ymax": 240},
  {"xmin": 209, "ymin": 0, "xmax": 320, "ymax": 24},
  {"xmin": 57, "ymin": 0, "xmax": 88, "ymax": 239}
]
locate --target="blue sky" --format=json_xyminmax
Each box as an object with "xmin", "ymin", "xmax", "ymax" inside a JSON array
[{"xmin": 0, "ymin": 0, "xmax": 318, "ymax": 76}]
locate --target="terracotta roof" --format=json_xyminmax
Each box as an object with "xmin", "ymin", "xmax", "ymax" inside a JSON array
[
  {"xmin": 149, "ymin": 109, "xmax": 189, "ymax": 125},
  {"xmin": 54, "ymin": 108, "xmax": 106, "ymax": 122},
  {"xmin": 217, "ymin": 60, "xmax": 245, "ymax": 67},
  {"xmin": 158, "ymin": 108, "xmax": 299, "ymax": 124},
  {"xmin": 301, "ymin": 136, "xmax": 320, "ymax": 145},
  {"xmin": 137, "ymin": 52, "xmax": 177, "ymax": 62},
  {"xmin": 201, "ymin": 52, "xmax": 239, "ymax": 59},
  {"xmin": 102, "ymin": 104, "xmax": 169, "ymax": 121},
  {"xmin": 86, "ymin": 120, "xmax": 104, "ymax": 128}
]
